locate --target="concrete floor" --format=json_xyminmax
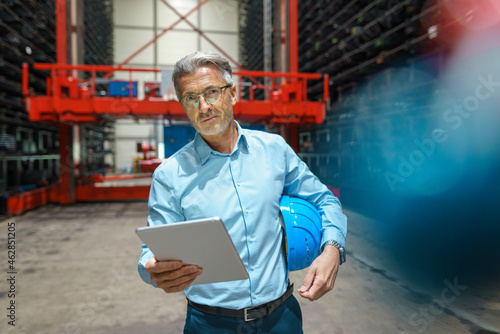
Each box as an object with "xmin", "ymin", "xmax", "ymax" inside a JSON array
[{"xmin": 0, "ymin": 202, "xmax": 499, "ymax": 334}]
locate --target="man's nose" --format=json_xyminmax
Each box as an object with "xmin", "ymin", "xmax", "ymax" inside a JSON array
[{"xmin": 198, "ymin": 95, "xmax": 211, "ymax": 113}]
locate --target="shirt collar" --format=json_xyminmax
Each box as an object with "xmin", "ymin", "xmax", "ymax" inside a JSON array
[{"xmin": 194, "ymin": 121, "xmax": 249, "ymax": 165}]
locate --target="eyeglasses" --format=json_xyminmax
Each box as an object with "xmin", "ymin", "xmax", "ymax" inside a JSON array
[{"xmin": 180, "ymin": 85, "xmax": 232, "ymax": 111}]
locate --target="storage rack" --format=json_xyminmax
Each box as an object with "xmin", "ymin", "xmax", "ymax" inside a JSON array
[
  {"xmin": 298, "ymin": 52, "xmax": 444, "ymax": 185},
  {"xmin": 237, "ymin": 0, "xmax": 468, "ymax": 209},
  {"xmin": 0, "ymin": 0, "xmax": 114, "ymax": 216},
  {"xmin": 83, "ymin": 0, "xmax": 113, "ymax": 66},
  {"xmin": 79, "ymin": 0, "xmax": 114, "ymax": 178},
  {"xmin": 238, "ymin": 0, "xmax": 265, "ymax": 100},
  {"xmin": 239, "ymin": 0, "xmax": 264, "ymax": 72},
  {"xmin": 78, "ymin": 123, "xmax": 114, "ymax": 178},
  {"xmin": 0, "ymin": 0, "xmax": 59, "ymax": 214},
  {"xmin": 295, "ymin": 0, "xmax": 464, "ymax": 205},
  {"xmin": 298, "ymin": 0, "xmax": 429, "ymax": 102}
]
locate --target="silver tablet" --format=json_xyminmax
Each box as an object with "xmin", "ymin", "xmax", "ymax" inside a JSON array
[{"xmin": 136, "ymin": 217, "xmax": 249, "ymax": 285}]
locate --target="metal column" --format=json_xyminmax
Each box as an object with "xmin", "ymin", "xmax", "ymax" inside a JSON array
[{"xmin": 56, "ymin": 0, "xmax": 75, "ymax": 203}]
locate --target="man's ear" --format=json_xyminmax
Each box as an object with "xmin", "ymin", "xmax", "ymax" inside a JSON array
[{"xmin": 230, "ymin": 84, "xmax": 237, "ymax": 106}]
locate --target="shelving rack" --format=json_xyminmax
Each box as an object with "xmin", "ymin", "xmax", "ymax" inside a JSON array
[
  {"xmin": 79, "ymin": 0, "xmax": 114, "ymax": 179},
  {"xmin": 78, "ymin": 124, "xmax": 114, "ymax": 178},
  {"xmin": 239, "ymin": 0, "xmax": 265, "ymax": 72},
  {"xmin": 294, "ymin": 0, "xmax": 465, "ymax": 206},
  {"xmin": 239, "ymin": 0, "xmax": 265, "ymax": 100},
  {"xmin": 298, "ymin": 0, "xmax": 429, "ymax": 101},
  {"xmin": 237, "ymin": 0, "xmax": 471, "ymax": 210},
  {"xmin": 83, "ymin": 0, "xmax": 113, "ymax": 66},
  {"xmin": 0, "ymin": 0, "xmax": 58, "ymax": 215},
  {"xmin": 0, "ymin": 0, "xmax": 114, "ymax": 216}
]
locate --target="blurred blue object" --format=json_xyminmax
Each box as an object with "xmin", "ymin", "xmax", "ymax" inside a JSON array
[{"xmin": 108, "ymin": 81, "xmax": 137, "ymax": 97}]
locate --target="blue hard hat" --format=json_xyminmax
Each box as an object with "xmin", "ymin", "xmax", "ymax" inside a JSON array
[{"xmin": 279, "ymin": 195, "xmax": 322, "ymax": 272}]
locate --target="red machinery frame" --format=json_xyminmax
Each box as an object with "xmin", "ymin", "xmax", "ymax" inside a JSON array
[
  {"xmin": 8, "ymin": 0, "xmax": 331, "ymax": 215},
  {"xmin": 23, "ymin": 64, "xmax": 327, "ymax": 124}
]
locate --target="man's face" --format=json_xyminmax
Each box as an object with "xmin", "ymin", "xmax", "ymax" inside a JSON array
[{"xmin": 177, "ymin": 65, "xmax": 237, "ymax": 137}]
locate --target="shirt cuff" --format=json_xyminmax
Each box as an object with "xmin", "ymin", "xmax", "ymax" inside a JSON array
[
  {"xmin": 138, "ymin": 244, "xmax": 158, "ymax": 288},
  {"xmin": 321, "ymin": 227, "xmax": 346, "ymax": 250}
]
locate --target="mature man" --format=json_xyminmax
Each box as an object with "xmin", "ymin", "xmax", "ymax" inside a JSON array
[{"xmin": 138, "ymin": 51, "xmax": 347, "ymax": 333}]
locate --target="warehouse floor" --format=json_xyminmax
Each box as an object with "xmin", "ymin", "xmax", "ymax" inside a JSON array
[{"xmin": 1, "ymin": 202, "xmax": 499, "ymax": 334}]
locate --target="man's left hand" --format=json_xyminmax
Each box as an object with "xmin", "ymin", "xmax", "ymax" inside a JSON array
[{"xmin": 297, "ymin": 245, "xmax": 340, "ymax": 301}]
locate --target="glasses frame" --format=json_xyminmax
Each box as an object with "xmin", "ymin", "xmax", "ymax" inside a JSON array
[{"xmin": 180, "ymin": 85, "xmax": 232, "ymax": 111}]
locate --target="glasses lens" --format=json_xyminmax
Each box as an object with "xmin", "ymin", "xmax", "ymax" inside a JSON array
[
  {"xmin": 181, "ymin": 87, "xmax": 224, "ymax": 110},
  {"xmin": 205, "ymin": 88, "xmax": 221, "ymax": 104},
  {"xmin": 182, "ymin": 96, "xmax": 198, "ymax": 110}
]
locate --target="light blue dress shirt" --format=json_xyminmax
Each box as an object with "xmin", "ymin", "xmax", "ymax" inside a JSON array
[{"xmin": 138, "ymin": 121, "xmax": 347, "ymax": 309}]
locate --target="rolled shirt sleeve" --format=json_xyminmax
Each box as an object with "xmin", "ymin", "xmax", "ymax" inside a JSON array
[
  {"xmin": 137, "ymin": 168, "xmax": 185, "ymax": 287},
  {"xmin": 282, "ymin": 137, "xmax": 347, "ymax": 248}
]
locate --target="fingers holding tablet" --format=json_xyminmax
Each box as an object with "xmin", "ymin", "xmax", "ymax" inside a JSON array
[{"xmin": 145, "ymin": 257, "xmax": 203, "ymax": 293}]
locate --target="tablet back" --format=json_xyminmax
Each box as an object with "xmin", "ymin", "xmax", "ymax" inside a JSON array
[{"xmin": 136, "ymin": 217, "xmax": 249, "ymax": 285}]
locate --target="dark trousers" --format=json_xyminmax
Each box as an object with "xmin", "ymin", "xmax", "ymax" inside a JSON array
[{"xmin": 183, "ymin": 295, "xmax": 303, "ymax": 334}]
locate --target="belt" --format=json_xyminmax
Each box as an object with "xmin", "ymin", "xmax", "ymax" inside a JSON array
[{"xmin": 187, "ymin": 283, "xmax": 294, "ymax": 322}]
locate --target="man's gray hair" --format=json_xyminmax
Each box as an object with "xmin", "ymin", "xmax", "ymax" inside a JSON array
[{"xmin": 172, "ymin": 51, "xmax": 234, "ymax": 99}]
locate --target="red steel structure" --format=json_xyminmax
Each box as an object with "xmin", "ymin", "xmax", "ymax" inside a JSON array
[
  {"xmin": 23, "ymin": 64, "xmax": 327, "ymax": 124},
  {"xmin": 9, "ymin": 0, "xmax": 329, "ymax": 215}
]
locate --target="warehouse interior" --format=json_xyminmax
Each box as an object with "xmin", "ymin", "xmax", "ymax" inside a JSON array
[{"xmin": 1, "ymin": 0, "xmax": 500, "ymax": 333}]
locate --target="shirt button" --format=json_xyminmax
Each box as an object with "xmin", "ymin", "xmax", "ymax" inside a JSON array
[
  {"xmin": 249, "ymin": 238, "xmax": 254, "ymax": 242},
  {"xmin": 253, "ymin": 294, "xmax": 257, "ymax": 299},
  {"xmin": 250, "ymin": 266, "xmax": 255, "ymax": 270},
  {"xmin": 237, "ymin": 183, "xmax": 241, "ymax": 187},
  {"xmin": 245, "ymin": 209, "xmax": 249, "ymax": 214}
]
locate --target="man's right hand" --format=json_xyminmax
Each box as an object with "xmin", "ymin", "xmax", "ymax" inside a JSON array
[{"xmin": 145, "ymin": 257, "xmax": 203, "ymax": 293}]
